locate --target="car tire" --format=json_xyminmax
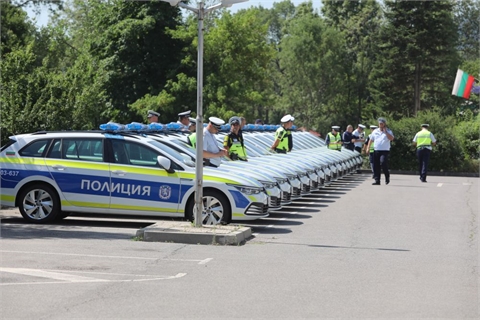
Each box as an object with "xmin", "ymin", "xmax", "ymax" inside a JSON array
[
  {"xmin": 186, "ymin": 190, "xmax": 231, "ymax": 225},
  {"xmin": 18, "ymin": 184, "xmax": 60, "ymax": 223}
]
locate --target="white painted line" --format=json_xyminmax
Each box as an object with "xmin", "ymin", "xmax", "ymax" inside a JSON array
[
  {"xmin": 0, "ymin": 271, "xmax": 186, "ymax": 286},
  {"xmin": 0, "ymin": 267, "xmax": 106, "ymax": 283},
  {"xmin": 198, "ymin": 258, "xmax": 213, "ymax": 265},
  {"xmin": 437, "ymin": 183, "xmax": 443, "ymax": 187},
  {"xmin": 280, "ymin": 218, "xmax": 287, "ymax": 221},
  {"xmin": 0, "ymin": 250, "xmax": 206, "ymax": 263}
]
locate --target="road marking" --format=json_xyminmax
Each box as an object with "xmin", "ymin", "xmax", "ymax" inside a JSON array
[
  {"xmin": 0, "ymin": 267, "xmax": 106, "ymax": 283},
  {"xmin": 0, "ymin": 250, "xmax": 207, "ymax": 263},
  {"xmin": 437, "ymin": 183, "xmax": 443, "ymax": 187},
  {"xmin": 0, "ymin": 268, "xmax": 186, "ymax": 286},
  {"xmin": 198, "ymin": 258, "xmax": 213, "ymax": 265}
]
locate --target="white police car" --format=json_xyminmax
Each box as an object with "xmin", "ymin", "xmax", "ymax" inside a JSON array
[{"xmin": 0, "ymin": 128, "xmax": 269, "ymax": 225}]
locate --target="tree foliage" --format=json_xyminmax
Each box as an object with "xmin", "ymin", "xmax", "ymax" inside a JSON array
[{"xmin": 1, "ymin": 0, "xmax": 478, "ymax": 171}]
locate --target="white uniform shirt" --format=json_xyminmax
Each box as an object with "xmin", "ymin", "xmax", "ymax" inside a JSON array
[
  {"xmin": 203, "ymin": 127, "xmax": 222, "ymax": 167},
  {"xmin": 370, "ymin": 128, "xmax": 394, "ymax": 151},
  {"xmin": 412, "ymin": 130, "xmax": 436, "ymax": 150},
  {"xmin": 352, "ymin": 129, "xmax": 365, "ymax": 148}
]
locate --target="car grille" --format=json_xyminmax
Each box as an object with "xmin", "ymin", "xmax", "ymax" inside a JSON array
[
  {"xmin": 310, "ymin": 180, "xmax": 319, "ymax": 189},
  {"xmin": 268, "ymin": 196, "xmax": 282, "ymax": 208},
  {"xmin": 320, "ymin": 178, "xmax": 325, "ymax": 187},
  {"xmin": 301, "ymin": 184, "xmax": 311, "ymax": 194},
  {"xmin": 281, "ymin": 191, "xmax": 291, "ymax": 203},
  {"xmin": 292, "ymin": 187, "xmax": 302, "ymax": 197},
  {"xmin": 245, "ymin": 202, "xmax": 269, "ymax": 216}
]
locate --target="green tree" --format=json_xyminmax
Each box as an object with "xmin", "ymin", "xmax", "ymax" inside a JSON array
[
  {"xmin": 278, "ymin": 5, "xmax": 348, "ymax": 132},
  {"xmin": 66, "ymin": 0, "xmax": 185, "ymax": 123},
  {"xmin": 321, "ymin": 0, "xmax": 381, "ymax": 124},
  {"xmin": 454, "ymin": 0, "xmax": 480, "ymax": 62},
  {"xmin": 368, "ymin": 0, "xmax": 460, "ymax": 118}
]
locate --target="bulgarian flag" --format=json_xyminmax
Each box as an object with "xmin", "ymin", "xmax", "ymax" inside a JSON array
[{"xmin": 452, "ymin": 69, "xmax": 475, "ymax": 99}]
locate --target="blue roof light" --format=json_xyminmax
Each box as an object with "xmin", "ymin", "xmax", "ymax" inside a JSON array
[
  {"xmin": 100, "ymin": 122, "xmax": 125, "ymax": 131},
  {"xmin": 126, "ymin": 122, "xmax": 148, "ymax": 131},
  {"xmin": 148, "ymin": 123, "xmax": 164, "ymax": 131}
]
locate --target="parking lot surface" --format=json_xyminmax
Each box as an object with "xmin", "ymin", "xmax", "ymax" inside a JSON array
[{"xmin": 1, "ymin": 173, "xmax": 478, "ymax": 319}]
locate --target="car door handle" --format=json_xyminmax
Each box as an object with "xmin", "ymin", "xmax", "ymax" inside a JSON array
[
  {"xmin": 51, "ymin": 165, "xmax": 66, "ymax": 171},
  {"xmin": 112, "ymin": 170, "xmax": 126, "ymax": 176}
]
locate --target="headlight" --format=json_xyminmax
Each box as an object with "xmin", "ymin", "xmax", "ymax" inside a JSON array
[
  {"xmin": 260, "ymin": 181, "xmax": 277, "ymax": 189},
  {"xmin": 286, "ymin": 174, "xmax": 297, "ymax": 180},
  {"xmin": 276, "ymin": 178, "xmax": 287, "ymax": 184},
  {"xmin": 229, "ymin": 184, "xmax": 264, "ymax": 195},
  {"xmin": 298, "ymin": 172, "xmax": 307, "ymax": 177}
]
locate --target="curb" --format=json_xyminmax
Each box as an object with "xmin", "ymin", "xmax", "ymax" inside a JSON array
[{"xmin": 136, "ymin": 221, "xmax": 252, "ymax": 245}]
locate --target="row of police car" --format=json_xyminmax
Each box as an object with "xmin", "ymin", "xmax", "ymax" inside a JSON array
[{"xmin": 0, "ymin": 122, "xmax": 362, "ymax": 225}]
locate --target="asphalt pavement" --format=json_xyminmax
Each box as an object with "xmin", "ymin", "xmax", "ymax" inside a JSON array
[{"xmin": 0, "ymin": 173, "xmax": 478, "ymax": 319}]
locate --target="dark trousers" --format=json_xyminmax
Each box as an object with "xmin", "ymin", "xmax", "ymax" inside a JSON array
[
  {"xmin": 369, "ymin": 152, "xmax": 374, "ymax": 174},
  {"xmin": 417, "ymin": 148, "xmax": 431, "ymax": 181},
  {"xmin": 354, "ymin": 146, "xmax": 362, "ymax": 153},
  {"xmin": 344, "ymin": 144, "xmax": 354, "ymax": 151},
  {"xmin": 373, "ymin": 150, "xmax": 390, "ymax": 183}
]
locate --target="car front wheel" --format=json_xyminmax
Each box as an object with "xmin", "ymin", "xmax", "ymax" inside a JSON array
[
  {"xmin": 186, "ymin": 190, "xmax": 231, "ymax": 225},
  {"xmin": 18, "ymin": 184, "xmax": 60, "ymax": 223}
]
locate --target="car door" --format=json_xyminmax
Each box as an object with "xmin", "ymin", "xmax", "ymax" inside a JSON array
[
  {"xmin": 45, "ymin": 138, "xmax": 111, "ymax": 212},
  {"xmin": 108, "ymin": 138, "xmax": 182, "ymax": 216}
]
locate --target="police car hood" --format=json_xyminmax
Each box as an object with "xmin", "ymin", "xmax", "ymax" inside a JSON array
[{"xmin": 203, "ymin": 167, "xmax": 264, "ymax": 188}]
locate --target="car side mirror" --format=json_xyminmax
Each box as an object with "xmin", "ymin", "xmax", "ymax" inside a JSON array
[{"xmin": 157, "ymin": 156, "xmax": 175, "ymax": 174}]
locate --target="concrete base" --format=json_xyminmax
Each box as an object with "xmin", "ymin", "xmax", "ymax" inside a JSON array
[{"xmin": 136, "ymin": 221, "xmax": 252, "ymax": 245}]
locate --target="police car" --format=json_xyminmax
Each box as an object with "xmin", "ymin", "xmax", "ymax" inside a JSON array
[{"xmin": 0, "ymin": 129, "xmax": 269, "ymax": 225}]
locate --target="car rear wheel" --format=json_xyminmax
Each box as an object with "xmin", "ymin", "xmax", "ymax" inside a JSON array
[
  {"xmin": 18, "ymin": 184, "xmax": 60, "ymax": 223},
  {"xmin": 186, "ymin": 190, "xmax": 231, "ymax": 225}
]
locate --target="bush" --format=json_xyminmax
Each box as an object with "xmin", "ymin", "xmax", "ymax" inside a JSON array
[{"xmin": 386, "ymin": 111, "xmax": 466, "ymax": 172}]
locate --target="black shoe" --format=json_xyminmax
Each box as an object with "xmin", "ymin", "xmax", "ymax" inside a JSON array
[
  {"xmin": 422, "ymin": 179, "xmax": 427, "ymax": 183},
  {"xmin": 386, "ymin": 178, "xmax": 390, "ymax": 185},
  {"xmin": 372, "ymin": 181, "xmax": 380, "ymax": 185}
]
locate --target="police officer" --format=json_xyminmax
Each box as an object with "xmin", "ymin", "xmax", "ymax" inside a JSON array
[
  {"xmin": 147, "ymin": 110, "xmax": 160, "ymax": 124},
  {"xmin": 412, "ymin": 124, "xmax": 437, "ymax": 183},
  {"xmin": 367, "ymin": 118, "xmax": 394, "ymax": 185},
  {"xmin": 186, "ymin": 118, "xmax": 197, "ymax": 147},
  {"xmin": 203, "ymin": 117, "xmax": 227, "ymax": 167},
  {"xmin": 363, "ymin": 125, "xmax": 378, "ymax": 178},
  {"xmin": 177, "ymin": 110, "xmax": 191, "ymax": 131},
  {"xmin": 223, "ymin": 117, "xmax": 247, "ymax": 161},
  {"xmin": 353, "ymin": 124, "xmax": 366, "ymax": 153},
  {"xmin": 270, "ymin": 114, "xmax": 294, "ymax": 153},
  {"xmin": 342, "ymin": 125, "xmax": 355, "ymax": 151},
  {"xmin": 326, "ymin": 126, "xmax": 342, "ymax": 151}
]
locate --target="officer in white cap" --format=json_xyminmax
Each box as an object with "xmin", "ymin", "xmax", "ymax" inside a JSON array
[
  {"xmin": 147, "ymin": 110, "xmax": 160, "ymax": 124},
  {"xmin": 412, "ymin": 123, "xmax": 437, "ymax": 182},
  {"xmin": 367, "ymin": 117, "xmax": 394, "ymax": 185},
  {"xmin": 363, "ymin": 125, "xmax": 378, "ymax": 178},
  {"xmin": 177, "ymin": 110, "xmax": 191, "ymax": 131},
  {"xmin": 270, "ymin": 114, "xmax": 294, "ymax": 153},
  {"xmin": 353, "ymin": 124, "xmax": 366, "ymax": 153},
  {"xmin": 203, "ymin": 117, "xmax": 227, "ymax": 167},
  {"xmin": 325, "ymin": 126, "xmax": 342, "ymax": 151}
]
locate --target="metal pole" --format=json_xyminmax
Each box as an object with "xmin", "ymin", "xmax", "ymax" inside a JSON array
[{"xmin": 194, "ymin": 2, "xmax": 205, "ymax": 228}]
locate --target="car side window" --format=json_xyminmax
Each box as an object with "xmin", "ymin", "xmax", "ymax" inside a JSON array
[
  {"xmin": 47, "ymin": 138, "xmax": 104, "ymax": 162},
  {"xmin": 19, "ymin": 139, "xmax": 52, "ymax": 157},
  {"xmin": 111, "ymin": 140, "xmax": 158, "ymax": 167}
]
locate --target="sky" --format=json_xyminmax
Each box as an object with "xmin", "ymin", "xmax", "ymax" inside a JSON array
[{"xmin": 27, "ymin": 0, "xmax": 321, "ymax": 27}]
